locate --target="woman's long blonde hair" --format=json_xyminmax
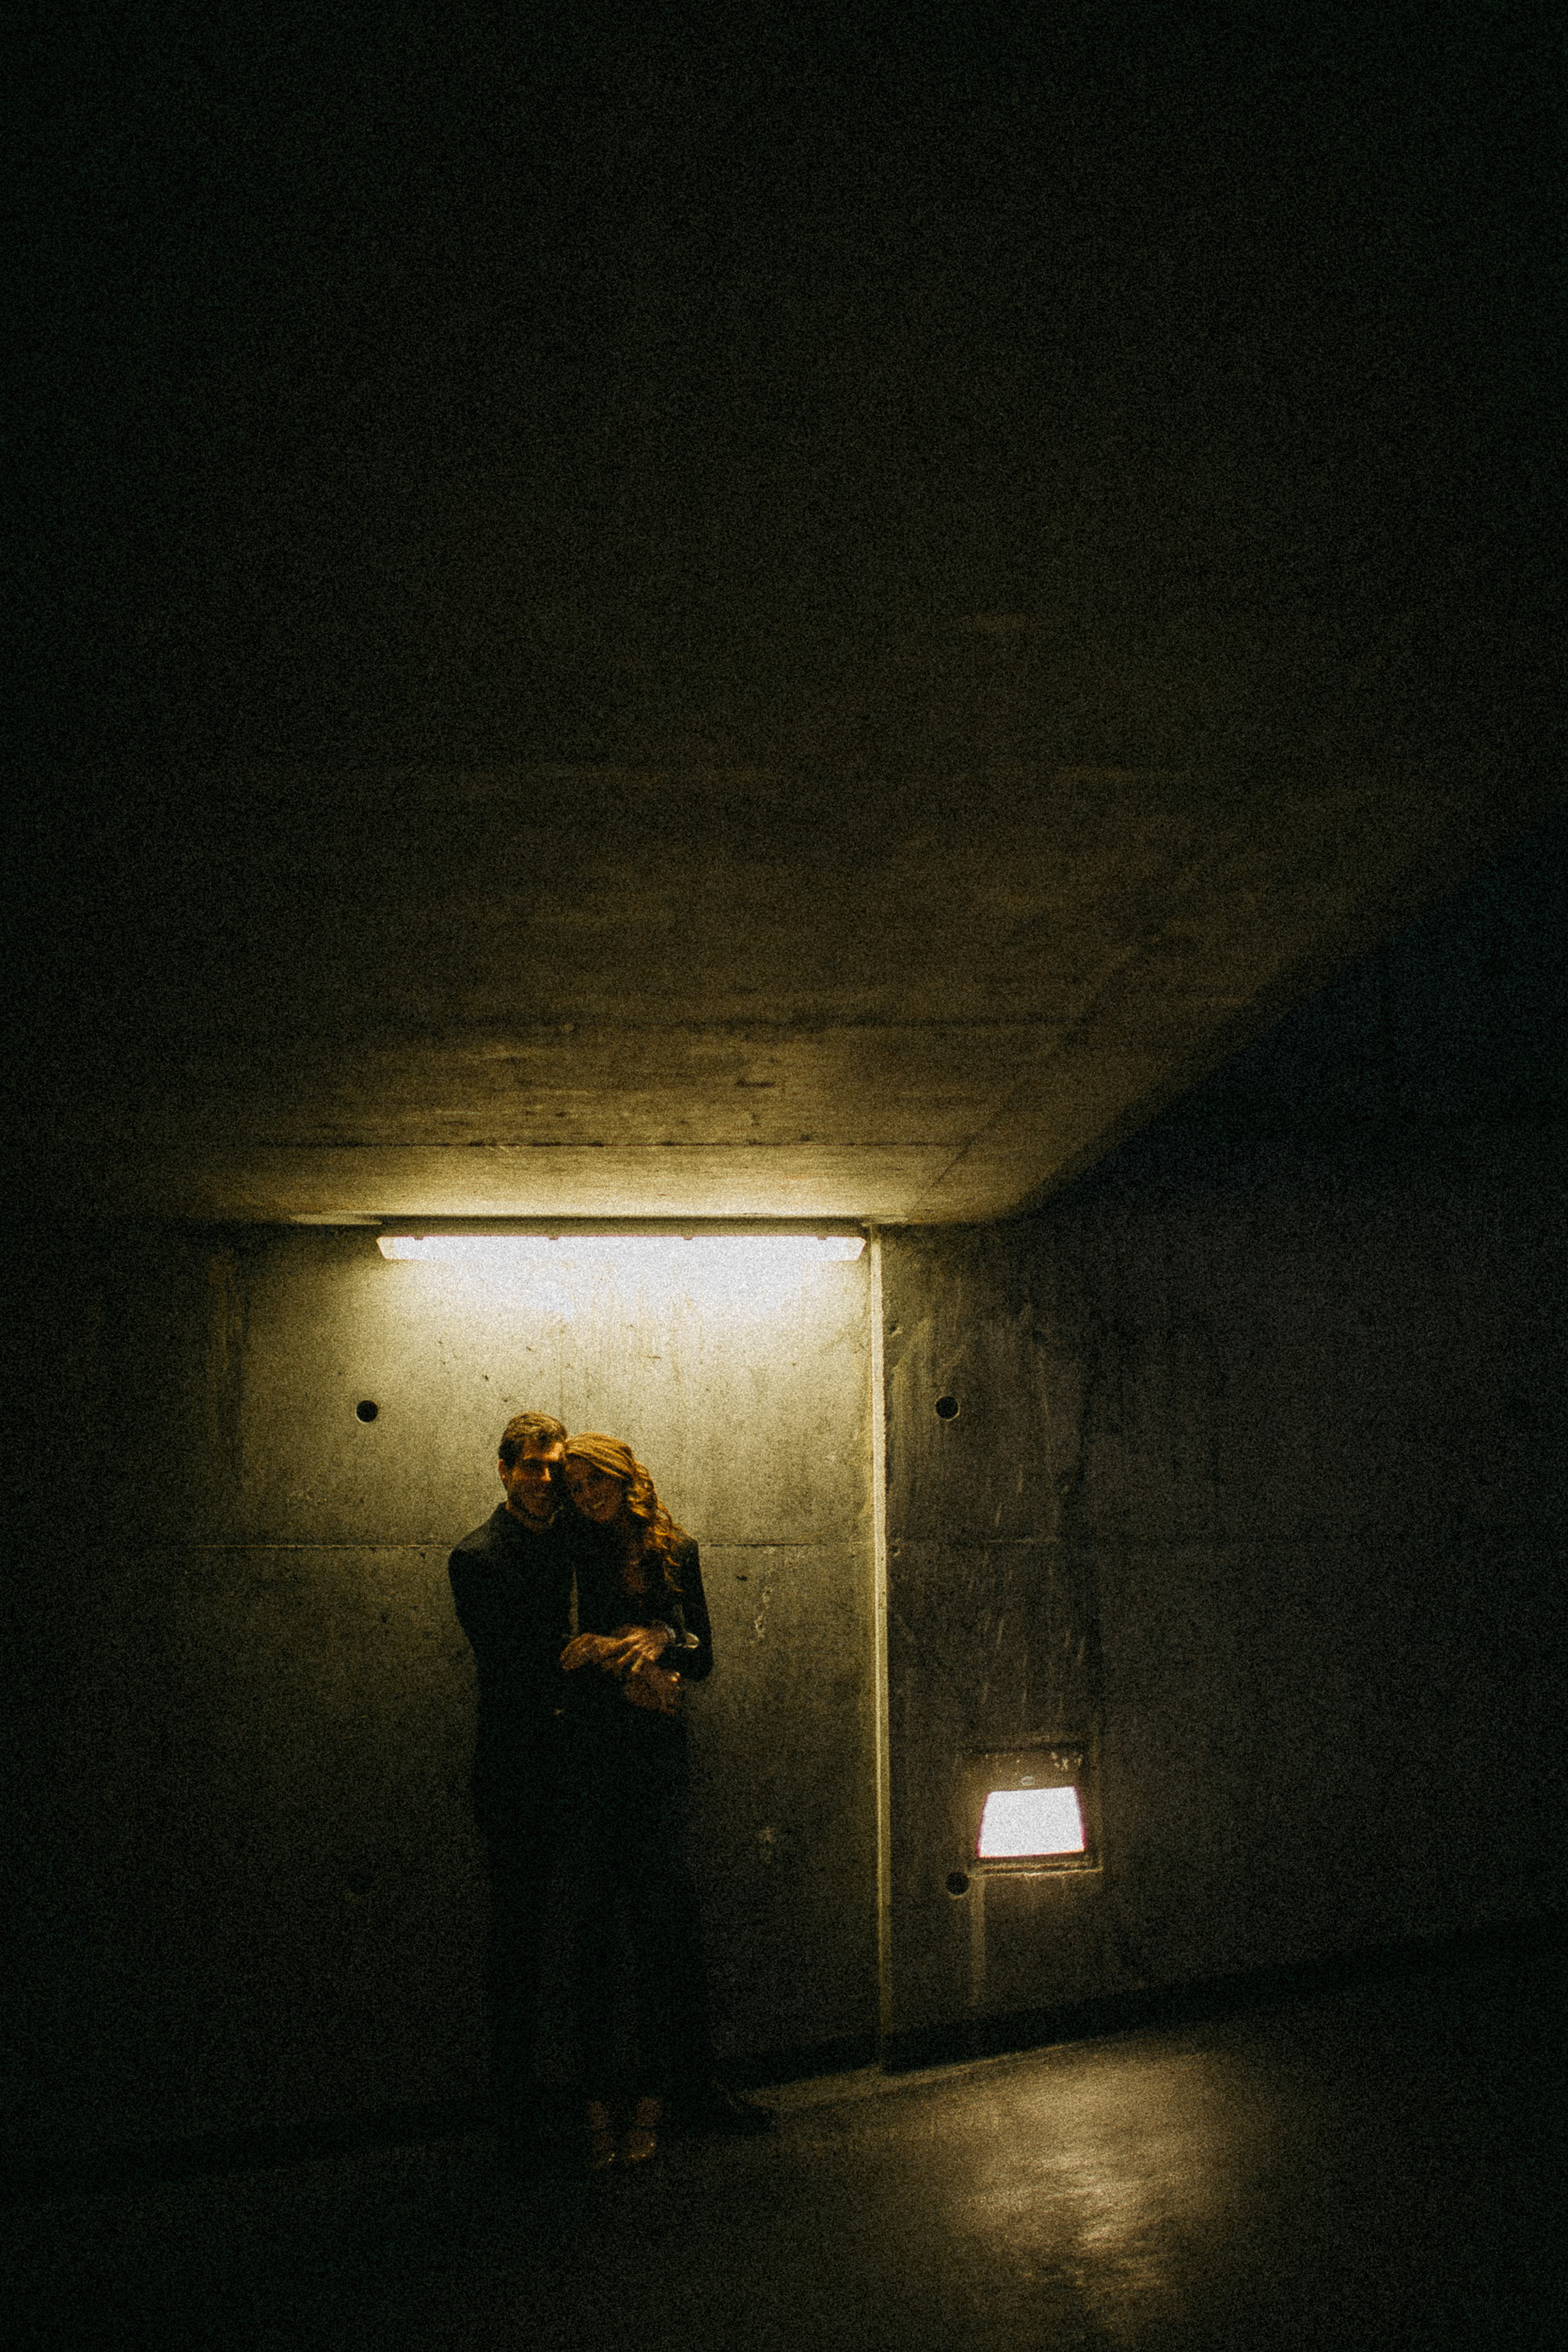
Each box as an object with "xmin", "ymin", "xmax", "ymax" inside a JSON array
[{"xmin": 564, "ymin": 1432, "xmax": 688, "ymax": 1597}]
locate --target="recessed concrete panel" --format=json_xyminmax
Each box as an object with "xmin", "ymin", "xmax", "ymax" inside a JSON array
[
  {"xmin": 15, "ymin": 8, "xmax": 1563, "ymax": 1227},
  {"xmin": 4, "ymin": 1226, "xmax": 877, "ymax": 2157},
  {"xmin": 882, "ymin": 1530, "xmax": 1107, "ymax": 2035},
  {"xmin": 5, "ymin": 1543, "xmax": 484, "ymax": 2163},
  {"xmin": 882, "ymin": 1227, "xmax": 1111, "ymax": 2038},
  {"xmin": 17, "ymin": 762, "xmax": 1560, "ymax": 1226},
  {"xmin": 96, "ymin": 1144, "xmax": 955, "ymax": 1226},
  {"xmin": 1096, "ymin": 1526, "xmax": 1568, "ymax": 1983},
  {"xmin": 691, "ymin": 1545, "xmax": 878, "ymax": 2063},
  {"xmin": 234, "ymin": 1231, "xmax": 872, "ymax": 1547},
  {"xmin": 879, "ymin": 916, "xmax": 1568, "ymax": 2039},
  {"xmin": 978, "ymin": 1871, "xmax": 1111, "ymax": 2014}
]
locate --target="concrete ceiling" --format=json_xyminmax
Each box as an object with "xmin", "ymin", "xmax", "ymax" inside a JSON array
[{"xmin": 15, "ymin": 13, "xmax": 1562, "ymax": 1225}]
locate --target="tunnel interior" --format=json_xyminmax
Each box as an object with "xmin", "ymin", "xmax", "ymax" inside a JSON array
[
  {"xmin": 8, "ymin": 14, "xmax": 1566, "ymax": 2341},
  {"xmin": 7, "ymin": 812, "xmax": 1565, "ymax": 2184}
]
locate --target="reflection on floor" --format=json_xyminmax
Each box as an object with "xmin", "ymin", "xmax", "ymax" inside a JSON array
[{"xmin": 7, "ymin": 1934, "xmax": 1563, "ymax": 2350}]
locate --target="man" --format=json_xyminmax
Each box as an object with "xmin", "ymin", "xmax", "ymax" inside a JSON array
[{"xmin": 448, "ymin": 1408, "xmax": 582, "ymax": 2171}]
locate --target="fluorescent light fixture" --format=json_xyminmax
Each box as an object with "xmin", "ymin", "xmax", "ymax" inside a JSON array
[
  {"xmin": 377, "ymin": 1233, "xmax": 863, "ymax": 1263},
  {"xmin": 380, "ymin": 1236, "xmax": 562, "ymax": 1262},
  {"xmin": 976, "ymin": 1785, "xmax": 1085, "ymax": 1859},
  {"xmin": 373, "ymin": 1232, "xmax": 864, "ymax": 1318}
]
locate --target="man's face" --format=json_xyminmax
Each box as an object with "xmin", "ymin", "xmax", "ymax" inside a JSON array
[{"xmin": 499, "ymin": 1438, "xmax": 566, "ymax": 1525}]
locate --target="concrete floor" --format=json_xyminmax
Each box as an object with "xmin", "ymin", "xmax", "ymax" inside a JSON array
[{"xmin": 7, "ymin": 1938, "xmax": 1563, "ymax": 2352}]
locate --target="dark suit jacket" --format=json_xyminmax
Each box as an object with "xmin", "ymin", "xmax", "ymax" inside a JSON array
[{"xmin": 448, "ymin": 1502, "xmax": 582, "ymax": 1836}]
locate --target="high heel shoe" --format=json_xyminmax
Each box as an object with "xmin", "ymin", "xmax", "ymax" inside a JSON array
[
  {"xmin": 585, "ymin": 2098, "xmax": 617, "ymax": 2171},
  {"xmin": 620, "ymin": 2095, "xmax": 662, "ymax": 2167}
]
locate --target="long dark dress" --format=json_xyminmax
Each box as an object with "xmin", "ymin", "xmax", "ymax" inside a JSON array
[{"xmin": 566, "ymin": 1532, "xmax": 717, "ymax": 2098}]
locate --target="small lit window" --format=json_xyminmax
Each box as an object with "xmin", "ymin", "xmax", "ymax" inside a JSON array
[{"xmin": 976, "ymin": 1785, "xmax": 1085, "ymax": 1859}]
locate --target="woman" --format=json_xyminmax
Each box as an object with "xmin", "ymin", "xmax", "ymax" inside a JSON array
[{"xmin": 558, "ymin": 1432, "xmax": 731, "ymax": 2169}]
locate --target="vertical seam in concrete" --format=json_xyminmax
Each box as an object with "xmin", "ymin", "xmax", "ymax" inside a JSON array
[
  {"xmin": 868, "ymin": 1228, "xmax": 894, "ymax": 2055},
  {"xmin": 970, "ymin": 1871, "xmax": 988, "ymax": 2019}
]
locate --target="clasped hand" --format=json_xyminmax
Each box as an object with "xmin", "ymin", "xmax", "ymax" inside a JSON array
[{"xmin": 561, "ymin": 1623, "xmax": 673, "ymax": 1678}]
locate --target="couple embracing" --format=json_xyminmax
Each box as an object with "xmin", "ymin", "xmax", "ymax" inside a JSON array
[{"xmin": 448, "ymin": 1411, "xmax": 770, "ymax": 2175}]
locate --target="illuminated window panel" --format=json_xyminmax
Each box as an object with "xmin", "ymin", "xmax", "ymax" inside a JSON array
[{"xmin": 976, "ymin": 1785, "xmax": 1085, "ymax": 1859}]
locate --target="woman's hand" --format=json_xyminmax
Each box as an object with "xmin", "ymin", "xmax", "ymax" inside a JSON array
[
  {"xmin": 560, "ymin": 1633, "xmax": 615, "ymax": 1672},
  {"xmin": 603, "ymin": 1622, "xmax": 674, "ymax": 1677},
  {"xmin": 560, "ymin": 1625, "xmax": 673, "ymax": 1677}
]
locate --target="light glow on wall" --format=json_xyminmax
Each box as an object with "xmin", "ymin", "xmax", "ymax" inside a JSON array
[{"xmin": 976, "ymin": 1785, "xmax": 1085, "ymax": 1858}]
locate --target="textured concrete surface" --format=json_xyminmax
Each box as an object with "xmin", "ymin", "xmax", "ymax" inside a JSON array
[
  {"xmin": 14, "ymin": 14, "xmax": 1563, "ymax": 1224},
  {"xmin": 6, "ymin": 1936, "xmax": 1563, "ymax": 2351},
  {"xmin": 3, "ymin": 1241, "xmax": 877, "ymax": 2162},
  {"xmin": 18, "ymin": 755, "xmax": 1559, "ymax": 1228},
  {"xmin": 881, "ymin": 1116, "xmax": 1568, "ymax": 2033},
  {"xmin": 5, "ymin": 817, "xmax": 1561, "ymax": 2177},
  {"xmin": 878, "ymin": 818, "xmax": 1567, "ymax": 2041}
]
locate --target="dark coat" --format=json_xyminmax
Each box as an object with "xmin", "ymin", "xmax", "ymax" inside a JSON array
[
  {"xmin": 448, "ymin": 1502, "xmax": 581, "ymax": 1836},
  {"xmin": 574, "ymin": 1533, "xmax": 713, "ymax": 1677},
  {"xmin": 563, "ymin": 1531, "xmax": 713, "ymax": 1749}
]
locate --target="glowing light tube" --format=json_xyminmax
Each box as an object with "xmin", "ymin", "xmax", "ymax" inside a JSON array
[
  {"xmin": 976, "ymin": 1785, "xmax": 1085, "ymax": 1858},
  {"xmin": 377, "ymin": 1233, "xmax": 864, "ymax": 1263}
]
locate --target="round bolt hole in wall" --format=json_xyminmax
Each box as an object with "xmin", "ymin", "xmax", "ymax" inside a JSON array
[
  {"xmin": 355, "ymin": 1400, "xmax": 380, "ymax": 1422},
  {"xmin": 935, "ymin": 1394, "xmax": 960, "ymax": 1421}
]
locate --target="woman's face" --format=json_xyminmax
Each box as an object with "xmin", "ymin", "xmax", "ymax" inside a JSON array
[{"xmin": 564, "ymin": 1457, "xmax": 627, "ymax": 1524}]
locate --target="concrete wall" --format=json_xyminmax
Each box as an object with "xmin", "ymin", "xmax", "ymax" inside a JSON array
[
  {"xmin": 4, "ymin": 1236, "xmax": 877, "ymax": 2164},
  {"xmin": 7, "ymin": 818, "xmax": 1564, "ymax": 2162},
  {"xmin": 882, "ymin": 813, "xmax": 1568, "ymax": 2042}
]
